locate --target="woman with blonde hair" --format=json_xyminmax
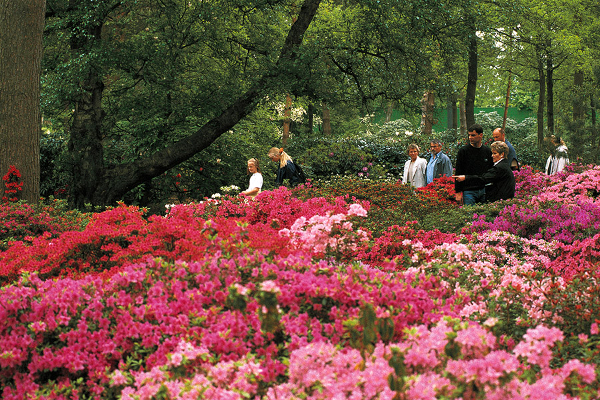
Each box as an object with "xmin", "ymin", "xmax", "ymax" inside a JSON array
[
  {"xmin": 267, "ymin": 147, "xmax": 300, "ymax": 186},
  {"xmin": 240, "ymin": 158, "xmax": 263, "ymax": 199}
]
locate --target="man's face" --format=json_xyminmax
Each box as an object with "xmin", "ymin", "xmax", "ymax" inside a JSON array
[
  {"xmin": 468, "ymin": 131, "xmax": 483, "ymax": 147},
  {"xmin": 492, "ymin": 129, "xmax": 504, "ymax": 142},
  {"xmin": 430, "ymin": 142, "xmax": 441, "ymax": 155}
]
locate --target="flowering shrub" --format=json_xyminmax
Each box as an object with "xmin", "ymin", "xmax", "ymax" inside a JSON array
[
  {"xmin": 1, "ymin": 164, "xmax": 600, "ymax": 398},
  {"xmin": 280, "ymin": 203, "xmax": 370, "ymax": 259},
  {"xmin": 0, "ymin": 199, "xmax": 90, "ymax": 250},
  {"xmin": 2, "ymin": 165, "xmax": 23, "ymax": 203}
]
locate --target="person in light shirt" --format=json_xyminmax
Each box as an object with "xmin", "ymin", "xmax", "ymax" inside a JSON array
[
  {"xmin": 240, "ymin": 158, "xmax": 263, "ymax": 199},
  {"xmin": 402, "ymin": 143, "xmax": 427, "ymax": 188},
  {"xmin": 453, "ymin": 141, "xmax": 515, "ymax": 203}
]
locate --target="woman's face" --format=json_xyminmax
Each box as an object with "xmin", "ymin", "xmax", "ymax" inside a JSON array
[
  {"xmin": 269, "ymin": 155, "xmax": 280, "ymax": 162},
  {"xmin": 492, "ymin": 150, "xmax": 504, "ymax": 163},
  {"xmin": 408, "ymin": 148, "xmax": 419, "ymax": 161},
  {"xmin": 247, "ymin": 161, "xmax": 257, "ymax": 173}
]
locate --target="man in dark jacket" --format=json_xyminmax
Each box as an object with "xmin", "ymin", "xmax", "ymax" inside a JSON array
[
  {"xmin": 454, "ymin": 124, "xmax": 493, "ymax": 205},
  {"xmin": 453, "ymin": 141, "xmax": 515, "ymax": 203}
]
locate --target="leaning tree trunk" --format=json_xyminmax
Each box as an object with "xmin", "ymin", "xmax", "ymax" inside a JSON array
[
  {"xmin": 90, "ymin": 0, "xmax": 323, "ymax": 206},
  {"xmin": 0, "ymin": 0, "xmax": 45, "ymax": 204}
]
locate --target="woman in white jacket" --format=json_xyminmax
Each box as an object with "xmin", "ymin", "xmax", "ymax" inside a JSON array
[{"xmin": 402, "ymin": 143, "xmax": 427, "ymax": 188}]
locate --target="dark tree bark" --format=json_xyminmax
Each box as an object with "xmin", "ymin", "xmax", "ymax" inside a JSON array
[
  {"xmin": 0, "ymin": 0, "xmax": 45, "ymax": 204},
  {"xmin": 322, "ymin": 102, "xmax": 332, "ymax": 135},
  {"xmin": 282, "ymin": 94, "xmax": 293, "ymax": 147},
  {"xmin": 69, "ymin": 0, "xmax": 322, "ymax": 207},
  {"xmin": 306, "ymin": 102, "xmax": 314, "ymax": 135},
  {"xmin": 420, "ymin": 91, "xmax": 434, "ymax": 136},
  {"xmin": 573, "ymin": 70, "xmax": 585, "ymax": 121},
  {"xmin": 465, "ymin": 22, "xmax": 477, "ymax": 129},
  {"xmin": 546, "ymin": 45, "xmax": 554, "ymax": 136},
  {"xmin": 385, "ymin": 101, "xmax": 394, "ymax": 123},
  {"xmin": 459, "ymin": 91, "xmax": 467, "ymax": 137},
  {"xmin": 447, "ymin": 94, "xmax": 458, "ymax": 132},
  {"xmin": 537, "ymin": 56, "xmax": 546, "ymax": 146}
]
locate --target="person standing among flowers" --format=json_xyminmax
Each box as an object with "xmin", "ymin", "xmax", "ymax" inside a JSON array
[
  {"xmin": 454, "ymin": 124, "xmax": 493, "ymax": 205},
  {"xmin": 545, "ymin": 136, "xmax": 569, "ymax": 175},
  {"xmin": 267, "ymin": 147, "xmax": 300, "ymax": 187},
  {"xmin": 240, "ymin": 158, "xmax": 263, "ymax": 199},
  {"xmin": 453, "ymin": 141, "xmax": 515, "ymax": 203},
  {"xmin": 492, "ymin": 128, "xmax": 520, "ymax": 171},
  {"xmin": 402, "ymin": 143, "xmax": 427, "ymax": 188},
  {"xmin": 425, "ymin": 139, "xmax": 453, "ymax": 184}
]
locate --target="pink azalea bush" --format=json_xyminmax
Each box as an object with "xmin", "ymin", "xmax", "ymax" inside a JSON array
[{"xmin": 1, "ymin": 166, "xmax": 600, "ymax": 398}]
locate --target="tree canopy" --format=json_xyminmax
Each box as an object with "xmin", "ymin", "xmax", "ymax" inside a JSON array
[{"xmin": 11, "ymin": 0, "xmax": 597, "ymax": 206}]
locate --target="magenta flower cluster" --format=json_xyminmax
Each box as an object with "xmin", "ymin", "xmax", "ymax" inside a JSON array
[{"xmin": 1, "ymin": 167, "xmax": 600, "ymax": 398}]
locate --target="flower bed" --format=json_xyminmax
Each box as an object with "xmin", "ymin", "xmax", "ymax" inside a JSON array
[{"xmin": 1, "ymin": 167, "xmax": 600, "ymax": 399}]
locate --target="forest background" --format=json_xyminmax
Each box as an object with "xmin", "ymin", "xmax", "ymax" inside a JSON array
[{"xmin": 1, "ymin": 0, "xmax": 600, "ymax": 211}]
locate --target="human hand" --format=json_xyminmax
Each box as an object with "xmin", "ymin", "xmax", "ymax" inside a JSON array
[{"xmin": 452, "ymin": 175, "xmax": 466, "ymax": 182}]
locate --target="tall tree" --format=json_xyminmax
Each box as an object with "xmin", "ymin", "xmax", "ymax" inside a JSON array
[
  {"xmin": 0, "ymin": 0, "xmax": 45, "ymax": 204},
  {"xmin": 44, "ymin": 0, "xmax": 321, "ymax": 207},
  {"xmin": 465, "ymin": 19, "xmax": 478, "ymax": 129}
]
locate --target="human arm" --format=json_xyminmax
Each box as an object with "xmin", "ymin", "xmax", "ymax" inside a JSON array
[
  {"xmin": 241, "ymin": 187, "xmax": 260, "ymax": 196},
  {"xmin": 455, "ymin": 161, "xmax": 510, "ymax": 186},
  {"xmin": 440, "ymin": 154, "xmax": 453, "ymax": 177},
  {"xmin": 242, "ymin": 173, "xmax": 263, "ymax": 196}
]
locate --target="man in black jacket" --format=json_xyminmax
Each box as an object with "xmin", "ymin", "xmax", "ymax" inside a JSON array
[
  {"xmin": 454, "ymin": 124, "xmax": 493, "ymax": 205},
  {"xmin": 453, "ymin": 141, "xmax": 515, "ymax": 203}
]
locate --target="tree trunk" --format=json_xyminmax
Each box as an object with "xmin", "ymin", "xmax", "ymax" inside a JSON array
[
  {"xmin": 537, "ymin": 56, "xmax": 546, "ymax": 147},
  {"xmin": 420, "ymin": 91, "xmax": 434, "ymax": 136},
  {"xmin": 546, "ymin": 47, "xmax": 554, "ymax": 136},
  {"xmin": 465, "ymin": 22, "xmax": 478, "ymax": 129},
  {"xmin": 502, "ymin": 71, "xmax": 512, "ymax": 133},
  {"xmin": 306, "ymin": 102, "xmax": 314, "ymax": 135},
  {"xmin": 447, "ymin": 94, "xmax": 458, "ymax": 132},
  {"xmin": 592, "ymin": 97, "xmax": 597, "ymax": 147},
  {"xmin": 87, "ymin": 0, "xmax": 323, "ymax": 206},
  {"xmin": 459, "ymin": 91, "xmax": 467, "ymax": 137},
  {"xmin": 0, "ymin": 0, "xmax": 45, "ymax": 204},
  {"xmin": 385, "ymin": 101, "xmax": 394, "ymax": 122},
  {"xmin": 282, "ymin": 93, "xmax": 293, "ymax": 146},
  {"xmin": 322, "ymin": 102, "xmax": 332, "ymax": 135},
  {"xmin": 573, "ymin": 70, "xmax": 585, "ymax": 121}
]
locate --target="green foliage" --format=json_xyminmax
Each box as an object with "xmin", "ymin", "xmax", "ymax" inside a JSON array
[
  {"xmin": 418, "ymin": 202, "xmax": 506, "ymax": 234},
  {"xmin": 474, "ymin": 111, "xmax": 545, "ymax": 168},
  {"xmin": 40, "ymin": 129, "xmax": 69, "ymax": 199}
]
